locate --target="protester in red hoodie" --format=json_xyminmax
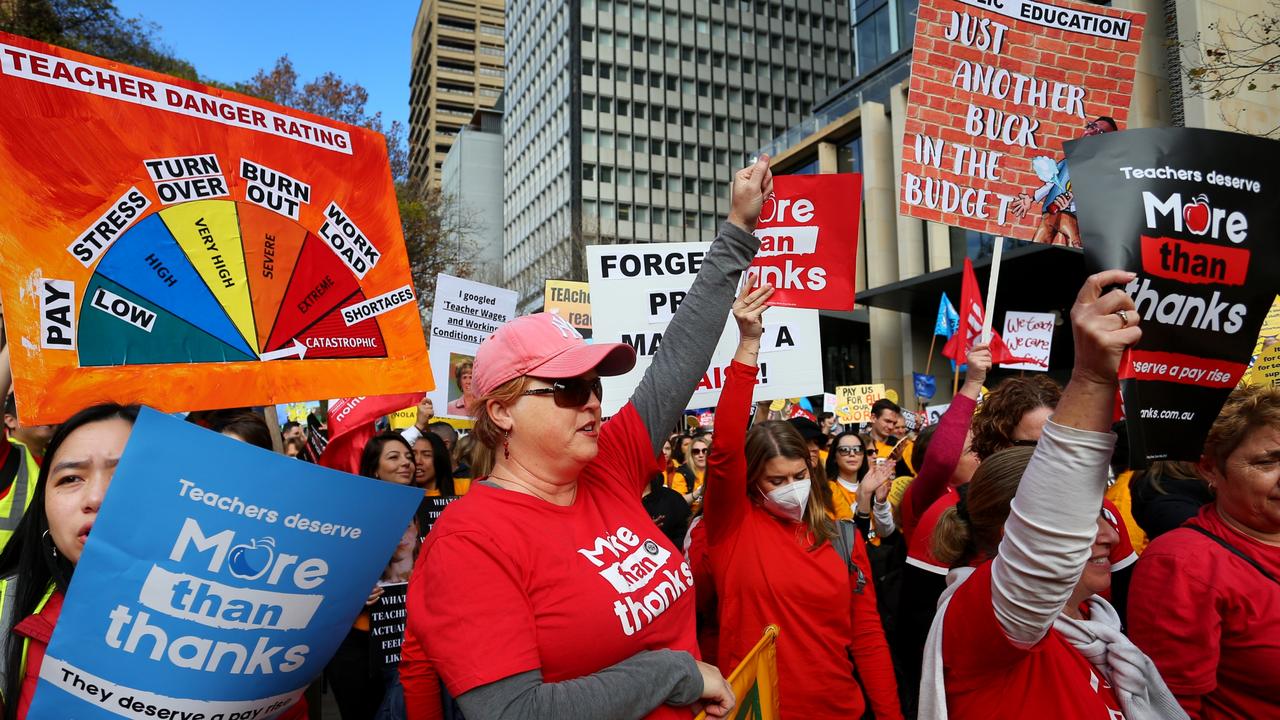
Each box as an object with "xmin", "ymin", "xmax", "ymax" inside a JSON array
[{"xmin": 703, "ymin": 284, "xmax": 901, "ymax": 719}]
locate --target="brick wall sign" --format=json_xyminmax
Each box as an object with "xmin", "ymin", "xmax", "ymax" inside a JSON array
[{"xmin": 900, "ymin": 0, "xmax": 1145, "ymax": 246}]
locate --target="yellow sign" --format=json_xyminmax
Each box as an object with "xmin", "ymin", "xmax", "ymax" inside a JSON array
[
  {"xmin": 835, "ymin": 383, "xmax": 886, "ymax": 424},
  {"xmin": 885, "ymin": 388, "xmax": 899, "ymax": 404},
  {"xmin": 388, "ymin": 404, "xmax": 474, "ymax": 431},
  {"xmin": 544, "ymin": 279, "xmax": 592, "ymax": 334},
  {"xmin": 1252, "ymin": 296, "xmax": 1280, "ymax": 357},
  {"xmin": 694, "ymin": 626, "xmax": 779, "ymax": 720},
  {"xmin": 1247, "ymin": 343, "xmax": 1280, "ymax": 389}
]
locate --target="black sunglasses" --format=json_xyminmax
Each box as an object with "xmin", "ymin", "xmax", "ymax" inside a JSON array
[
  {"xmin": 690, "ymin": 447, "xmax": 709, "ymax": 455},
  {"xmin": 522, "ymin": 377, "xmax": 603, "ymax": 408},
  {"xmin": 835, "ymin": 445, "xmax": 865, "ymax": 456}
]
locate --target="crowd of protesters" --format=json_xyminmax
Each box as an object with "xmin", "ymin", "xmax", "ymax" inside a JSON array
[{"xmin": 0, "ymin": 158, "xmax": 1274, "ymax": 720}]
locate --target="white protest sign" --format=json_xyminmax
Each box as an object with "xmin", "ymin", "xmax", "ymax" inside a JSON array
[
  {"xmin": 1000, "ymin": 310, "xmax": 1055, "ymax": 371},
  {"xmin": 925, "ymin": 402, "xmax": 952, "ymax": 426},
  {"xmin": 587, "ymin": 242, "xmax": 822, "ymax": 416},
  {"xmin": 429, "ymin": 274, "xmax": 518, "ymax": 419}
]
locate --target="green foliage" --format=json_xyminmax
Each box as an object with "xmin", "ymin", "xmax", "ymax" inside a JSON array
[{"xmin": 0, "ymin": 0, "xmax": 198, "ymax": 80}]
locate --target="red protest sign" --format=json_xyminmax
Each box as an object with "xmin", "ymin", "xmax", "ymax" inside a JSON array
[
  {"xmin": 900, "ymin": 0, "xmax": 1145, "ymax": 246},
  {"xmin": 746, "ymin": 174, "xmax": 861, "ymax": 311}
]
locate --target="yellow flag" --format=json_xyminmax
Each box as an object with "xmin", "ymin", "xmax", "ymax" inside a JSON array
[{"xmin": 695, "ymin": 626, "xmax": 780, "ymax": 720}]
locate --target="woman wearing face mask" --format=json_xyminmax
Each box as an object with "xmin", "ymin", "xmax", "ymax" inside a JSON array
[
  {"xmin": 703, "ymin": 284, "xmax": 902, "ymax": 719},
  {"xmin": 0, "ymin": 405, "xmax": 308, "ymax": 719}
]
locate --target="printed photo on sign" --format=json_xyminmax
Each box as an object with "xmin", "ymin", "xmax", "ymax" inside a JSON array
[
  {"xmin": 429, "ymin": 274, "xmax": 517, "ymax": 420},
  {"xmin": 899, "ymin": 0, "xmax": 1145, "ymax": 245},
  {"xmin": 29, "ymin": 408, "xmax": 421, "ymax": 719},
  {"xmin": 587, "ymin": 242, "xmax": 822, "ymax": 416},
  {"xmin": 1068, "ymin": 127, "xmax": 1280, "ymax": 464},
  {"xmin": 0, "ymin": 32, "xmax": 429, "ymax": 424}
]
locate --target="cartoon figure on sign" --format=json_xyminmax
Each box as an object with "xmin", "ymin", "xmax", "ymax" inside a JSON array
[
  {"xmin": 227, "ymin": 536, "xmax": 276, "ymax": 580},
  {"xmin": 1011, "ymin": 116, "xmax": 1118, "ymax": 247}
]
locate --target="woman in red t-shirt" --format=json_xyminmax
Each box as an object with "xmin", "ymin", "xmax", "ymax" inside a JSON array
[
  {"xmin": 703, "ymin": 284, "xmax": 902, "ymax": 719},
  {"xmin": 1129, "ymin": 383, "xmax": 1280, "ymax": 719},
  {"xmin": 919, "ymin": 271, "xmax": 1184, "ymax": 720},
  {"xmin": 413, "ymin": 159, "xmax": 780, "ymax": 720}
]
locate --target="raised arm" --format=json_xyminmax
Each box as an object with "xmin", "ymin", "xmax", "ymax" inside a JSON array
[
  {"xmin": 631, "ymin": 158, "xmax": 772, "ymax": 454},
  {"xmin": 900, "ymin": 343, "xmax": 989, "ymax": 537},
  {"xmin": 703, "ymin": 285, "xmax": 772, "ymax": 546},
  {"xmin": 990, "ymin": 270, "xmax": 1140, "ymax": 647}
]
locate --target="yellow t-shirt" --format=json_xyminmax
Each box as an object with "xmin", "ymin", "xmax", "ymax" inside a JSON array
[
  {"xmin": 1105, "ymin": 470, "xmax": 1149, "ymax": 554},
  {"xmin": 829, "ymin": 480, "xmax": 858, "ymax": 520},
  {"xmin": 873, "ymin": 437, "xmax": 916, "ymax": 475},
  {"xmin": 669, "ymin": 468, "xmax": 705, "ymax": 495},
  {"xmin": 888, "ymin": 475, "xmax": 915, "ymax": 515}
]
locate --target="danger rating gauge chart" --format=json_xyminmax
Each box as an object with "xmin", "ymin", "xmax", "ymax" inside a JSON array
[
  {"xmin": 79, "ymin": 198, "xmax": 393, "ymax": 366},
  {"xmin": 0, "ymin": 32, "xmax": 431, "ymax": 424}
]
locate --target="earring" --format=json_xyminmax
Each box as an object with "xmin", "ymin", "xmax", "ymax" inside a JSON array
[
  {"xmin": 42, "ymin": 529, "xmax": 57, "ymax": 559},
  {"xmin": 503, "ymin": 430, "xmax": 511, "ymax": 460}
]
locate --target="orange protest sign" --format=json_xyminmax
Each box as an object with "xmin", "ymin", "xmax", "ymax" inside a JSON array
[
  {"xmin": 0, "ymin": 33, "xmax": 431, "ymax": 423},
  {"xmin": 900, "ymin": 0, "xmax": 1146, "ymax": 245}
]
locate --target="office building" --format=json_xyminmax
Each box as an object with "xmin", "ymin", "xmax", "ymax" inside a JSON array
[
  {"xmin": 503, "ymin": 0, "xmax": 856, "ymax": 310},
  {"xmin": 440, "ymin": 106, "xmax": 505, "ymax": 286},
  {"xmin": 408, "ymin": 0, "xmax": 505, "ymax": 190}
]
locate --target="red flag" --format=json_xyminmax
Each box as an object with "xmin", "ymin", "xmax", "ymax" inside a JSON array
[
  {"xmin": 941, "ymin": 258, "xmax": 1035, "ymax": 366},
  {"xmin": 319, "ymin": 393, "xmax": 422, "ymax": 475}
]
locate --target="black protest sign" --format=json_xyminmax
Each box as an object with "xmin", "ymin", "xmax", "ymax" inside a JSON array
[
  {"xmin": 1067, "ymin": 128, "xmax": 1280, "ymax": 464},
  {"xmin": 416, "ymin": 495, "xmax": 461, "ymax": 537},
  {"xmin": 369, "ymin": 582, "xmax": 408, "ymax": 667}
]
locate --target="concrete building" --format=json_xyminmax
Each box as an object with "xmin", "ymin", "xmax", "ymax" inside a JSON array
[
  {"xmin": 440, "ymin": 106, "xmax": 505, "ymax": 286},
  {"xmin": 408, "ymin": 0, "xmax": 505, "ymax": 190},
  {"xmin": 502, "ymin": 0, "xmax": 857, "ymax": 311},
  {"xmin": 758, "ymin": 0, "xmax": 1280, "ymax": 406}
]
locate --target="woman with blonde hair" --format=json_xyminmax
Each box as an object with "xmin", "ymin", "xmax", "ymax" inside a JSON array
[
  {"xmin": 409, "ymin": 158, "xmax": 779, "ymax": 719},
  {"xmin": 703, "ymin": 283, "xmax": 901, "ymax": 719}
]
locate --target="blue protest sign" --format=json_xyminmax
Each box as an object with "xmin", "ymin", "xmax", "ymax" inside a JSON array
[
  {"xmin": 30, "ymin": 407, "xmax": 421, "ymax": 719},
  {"xmin": 913, "ymin": 372, "xmax": 937, "ymax": 401}
]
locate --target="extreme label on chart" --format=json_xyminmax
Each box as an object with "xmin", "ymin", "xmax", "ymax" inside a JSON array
[
  {"xmin": 341, "ymin": 284, "xmax": 415, "ymax": 326},
  {"xmin": 66, "ymin": 187, "xmax": 151, "ymax": 267},
  {"xmin": 144, "ymin": 153, "xmax": 230, "ymax": 205},
  {"xmin": 317, "ymin": 201, "xmax": 380, "ymax": 279},
  {"xmin": 90, "ymin": 286, "xmax": 156, "ymax": 332},
  {"xmin": 241, "ymin": 159, "xmax": 311, "ymax": 221},
  {"xmin": 40, "ymin": 279, "xmax": 75, "ymax": 350}
]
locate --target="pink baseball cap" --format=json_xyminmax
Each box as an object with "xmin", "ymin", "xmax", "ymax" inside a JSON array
[{"xmin": 471, "ymin": 312, "xmax": 637, "ymax": 398}]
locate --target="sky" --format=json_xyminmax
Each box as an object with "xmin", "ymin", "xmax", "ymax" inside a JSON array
[{"xmin": 114, "ymin": 0, "xmax": 420, "ymax": 130}]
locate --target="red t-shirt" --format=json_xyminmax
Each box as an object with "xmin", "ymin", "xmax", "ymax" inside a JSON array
[
  {"xmin": 1129, "ymin": 505, "xmax": 1280, "ymax": 719},
  {"xmin": 908, "ymin": 493, "xmax": 1136, "ymax": 580},
  {"xmin": 411, "ymin": 404, "xmax": 699, "ymax": 719},
  {"xmin": 942, "ymin": 562, "xmax": 1128, "ymax": 719},
  {"xmin": 704, "ymin": 362, "xmax": 901, "ymax": 720}
]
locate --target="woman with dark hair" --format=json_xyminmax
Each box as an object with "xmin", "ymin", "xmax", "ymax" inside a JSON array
[
  {"xmin": 327, "ymin": 432, "xmax": 420, "ymax": 719},
  {"xmin": 919, "ymin": 270, "xmax": 1183, "ymax": 720},
  {"xmin": 1127, "ymin": 460, "xmax": 1212, "ymax": 541},
  {"xmin": 413, "ymin": 433, "xmax": 456, "ymax": 497},
  {"xmin": 703, "ymin": 284, "xmax": 900, "ymax": 719},
  {"xmin": 826, "ymin": 431, "xmax": 896, "ymax": 532}
]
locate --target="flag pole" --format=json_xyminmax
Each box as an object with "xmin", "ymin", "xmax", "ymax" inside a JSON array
[
  {"xmin": 925, "ymin": 334, "xmax": 938, "ymax": 376},
  {"xmin": 981, "ymin": 237, "xmax": 1005, "ymax": 345}
]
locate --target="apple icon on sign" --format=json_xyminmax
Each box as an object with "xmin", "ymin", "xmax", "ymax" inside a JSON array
[
  {"xmin": 1184, "ymin": 194, "xmax": 1212, "ymax": 235},
  {"xmin": 228, "ymin": 536, "xmax": 276, "ymax": 580}
]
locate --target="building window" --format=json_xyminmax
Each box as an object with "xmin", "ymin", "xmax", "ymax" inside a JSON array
[{"xmin": 837, "ymin": 136, "xmax": 863, "ymax": 174}]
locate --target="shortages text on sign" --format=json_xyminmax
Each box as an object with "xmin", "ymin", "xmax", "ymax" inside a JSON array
[
  {"xmin": 900, "ymin": 0, "xmax": 1144, "ymax": 246},
  {"xmin": 0, "ymin": 33, "xmax": 429, "ymax": 424},
  {"xmin": 747, "ymin": 174, "xmax": 861, "ymax": 311},
  {"xmin": 587, "ymin": 242, "xmax": 822, "ymax": 416}
]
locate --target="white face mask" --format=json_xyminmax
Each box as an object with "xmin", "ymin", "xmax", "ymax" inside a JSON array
[{"xmin": 759, "ymin": 481, "xmax": 811, "ymax": 523}]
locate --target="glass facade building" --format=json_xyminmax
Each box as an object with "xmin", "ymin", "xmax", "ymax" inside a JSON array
[{"xmin": 503, "ymin": 0, "xmax": 855, "ymax": 310}]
